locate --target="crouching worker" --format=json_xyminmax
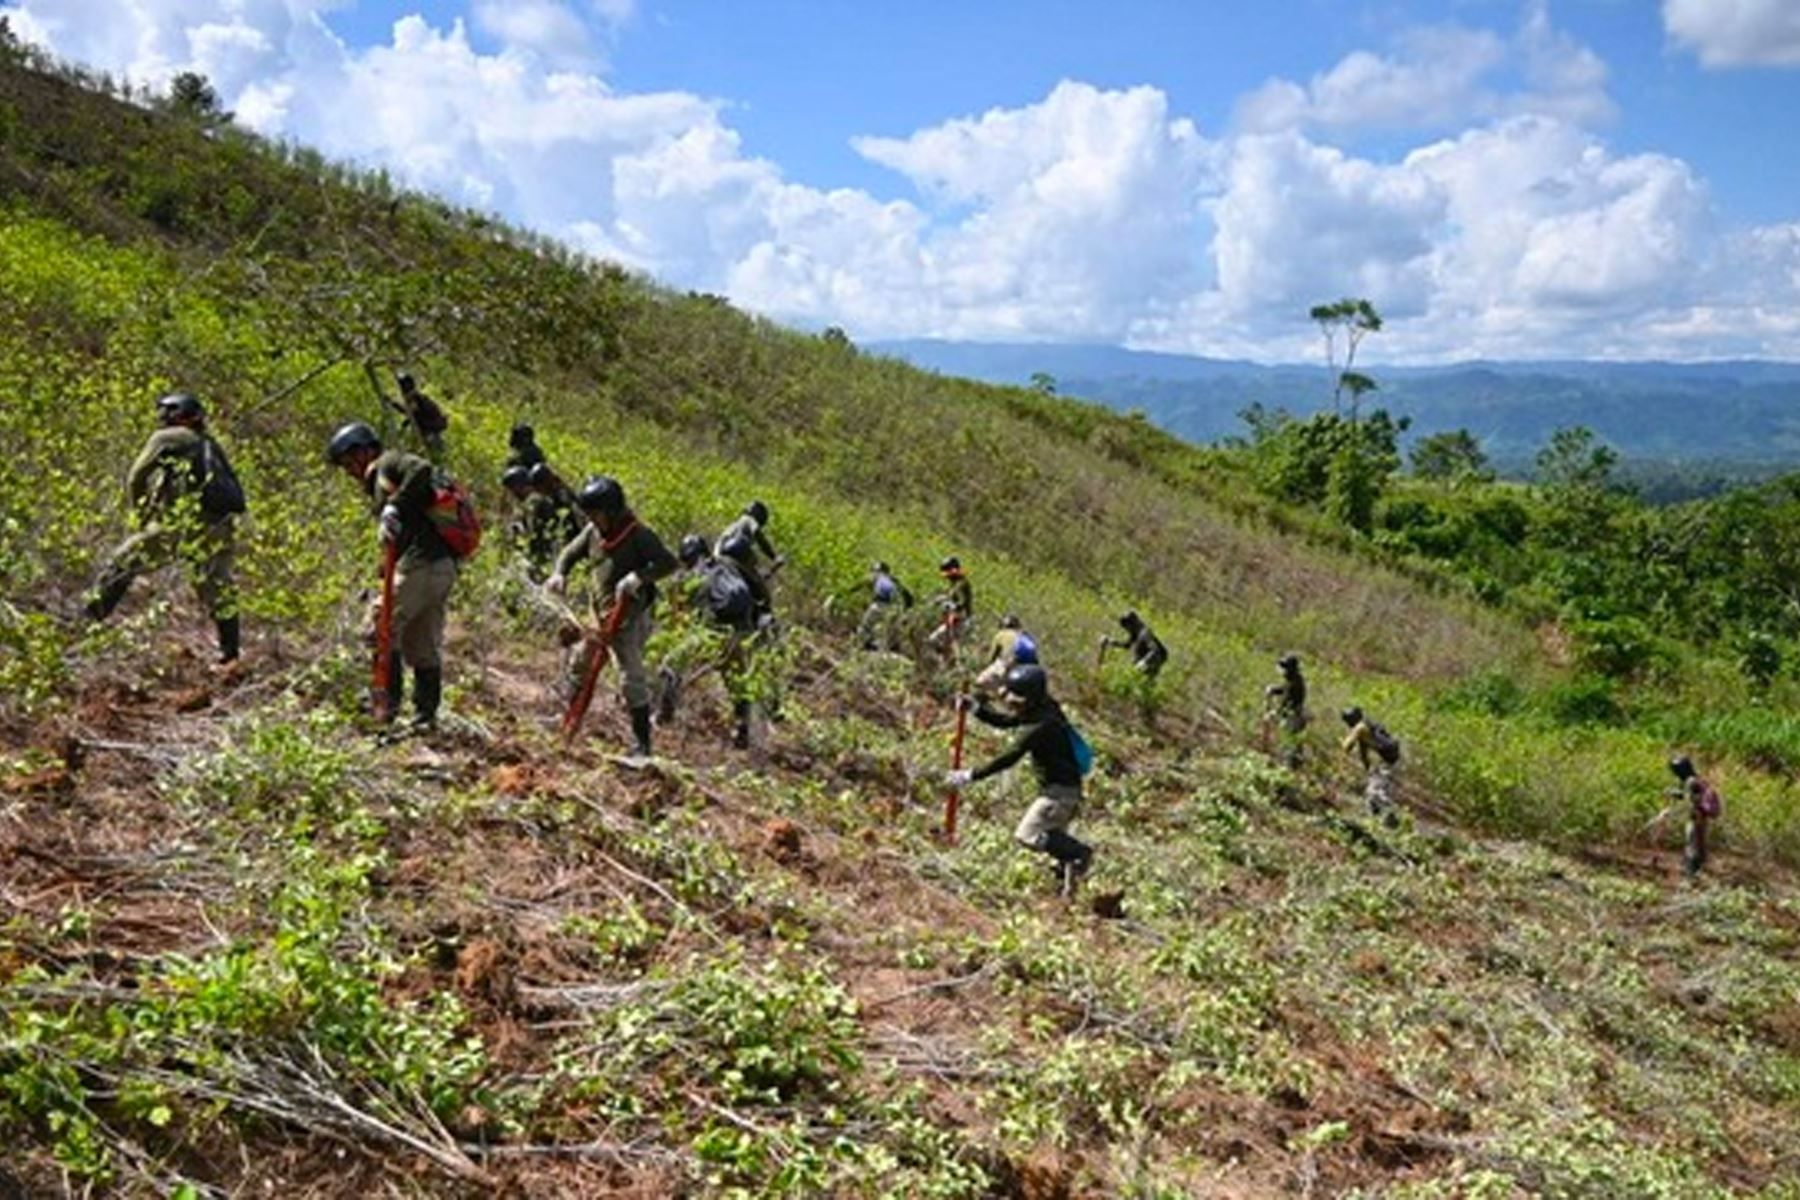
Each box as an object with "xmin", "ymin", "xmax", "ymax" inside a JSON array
[
  {"xmin": 946, "ymin": 664, "xmax": 1094, "ymax": 897},
  {"xmin": 973, "ymin": 614, "xmax": 1039, "ymax": 697},
  {"xmin": 327, "ymin": 422, "xmax": 462, "ymax": 729},
  {"xmin": 546, "ymin": 476, "xmax": 676, "ymax": 759},
  {"xmin": 1340, "ymin": 705, "xmax": 1402, "ymax": 822}
]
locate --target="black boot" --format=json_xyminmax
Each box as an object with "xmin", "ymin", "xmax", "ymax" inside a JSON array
[
  {"xmin": 1044, "ymin": 830, "xmax": 1093, "ymax": 898},
  {"xmin": 214, "ymin": 616, "xmax": 241, "ymax": 664},
  {"xmin": 732, "ymin": 699, "xmax": 752, "ymax": 749},
  {"xmin": 85, "ymin": 572, "xmax": 134, "ymax": 621},
  {"xmin": 412, "ymin": 666, "xmax": 442, "ymax": 729},
  {"xmin": 629, "ymin": 705, "xmax": 654, "ymax": 759}
]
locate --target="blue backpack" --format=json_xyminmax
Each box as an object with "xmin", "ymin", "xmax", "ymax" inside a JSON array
[
  {"xmin": 873, "ymin": 573, "xmax": 897, "ymax": 603},
  {"xmin": 1013, "ymin": 631, "xmax": 1039, "ymax": 664},
  {"xmin": 1066, "ymin": 723, "xmax": 1094, "ymax": 777}
]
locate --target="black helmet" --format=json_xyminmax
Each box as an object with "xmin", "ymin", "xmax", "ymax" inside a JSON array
[
  {"xmin": 501, "ymin": 465, "xmax": 532, "ymax": 491},
  {"xmin": 872, "ymin": 560, "xmax": 891, "ymax": 574},
  {"xmin": 156, "ymin": 392, "xmax": 204, "ymax": 424},
  {"xmin": 1000, "ymin": 613, "xmax": 1022, "ymax": 629},
  {"xmin": 526, "ymin": 462, "xmax": 556, "ymax": 488},
  {"xmin": 1119, "ymin": 610, "xmax": 1142, "ymax": 631},
  {"xmin": 509, "ymin": 422, "xmax": 535, "ymax": 447},
  {"xmin": 939, "ymin": 555, "xmax": 962, "ymax": 574},
  {"xmin": 1002, "ymin": 663, "xmax": 1048, "ymax": 705},
  {"xmin": 678, "ymin": 533, "xmax": 708, "ymax": 566},
  {"xmin": 1340, "ymin": 706, "xmax": 1364, "ymax": 726},
  {"xmin": 744, "ymin": 499, "xmax": 770, "ymax": 525},
  {"xmin": 326, "ymin": 421, "xmax": 381, "ymax": 465},
  {"xmin": 576, "ymin": 475, "xmax": 626, "ymax": 514},
  {"xmin": 396, "ymin": 371, "xmax": 416, "ymax": 391},
  {"xmin": 719, "ymin": 530, "xmax": 754, "ymax": 564},
  {"xmin": 1669, "ymin": 755, "xmax": 1696, "ymax": 779},
  {"xmin": 1278, "ymin": 653, "xmax": 1301, "ymax": 673}
]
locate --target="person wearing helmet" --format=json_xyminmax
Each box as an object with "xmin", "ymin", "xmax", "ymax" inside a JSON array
[
  {"xmin": 945, "ymin": 663, "xmax": 1094, "ymax": 896},
  {"xmin": 547, "ymin": 476, "xmax": 676, "ymax": 759},
  {"xmin": 1098, "ymin": 610, "xmax": 1167, "ymax": 680},
  {"xmin": 857, "ymin": 560, "xmax": 915, "ymax": 651},
  {"xmin": 327, "ymin": 420, "xmax": 458, "ymax": 729},
  {"xmin": 85, "ymin": 392, "xmax": 246, "ymax": 671},
  {"xmin": 1263, "ymin": 653, "xmax": 1309, "ymax": 766},
  {"xmin": 927, "ymin": 556, "xmax": 974, "ymax": 660},
  {"xmin": 714, "ymin": 500, "xmax": 782, "ymax": 619},
  {"xmin": 503, "ymin": 462, "xmax": 579, "ymax": 578},
  {"xmin": 1652, "ymin": 756, "xmax": 1722, "ymax": 881},
  {"xmin": 974, "ymin": 614, "xmax": 1040, "ymax": 696},
  {"xmin": 506, "ymin": 422, "xmax": 545, "ymax": 471},
  {"xmin": 1340, "ymin": 705, "xmax": 1402, "ymax": 822},
  {"xmin": 660, "ymin": 533, "xmax": 763, "ymax": 747},
  {"xmin": 391, "ymin": 371, "xmax": 448, "ymax": 460}
]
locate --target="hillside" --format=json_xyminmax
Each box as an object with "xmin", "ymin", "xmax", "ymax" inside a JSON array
[
  {"xmin": 5, "ymin": 53, "xmax": 1800, "ymax": 1197},
  {"xmin": 873, "ymin": 339, "xmax": 1800, "ymax": 466}
]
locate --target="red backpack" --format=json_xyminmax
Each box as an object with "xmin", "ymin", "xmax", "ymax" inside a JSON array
[
  {"xmin": 426, "ymin": 474, "xmax": 482, "ymax": 559},
  {"xmin": 1695, "ymin": 780, "xmax": 1722, "ymax": 820}
]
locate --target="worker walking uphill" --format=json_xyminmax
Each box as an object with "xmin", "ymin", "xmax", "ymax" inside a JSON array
[
  {"xmin": 504, "ymin": 463, "xmax": 580, "ymax": 578},
  {"xmin": 669, "ymin": 533, "xmax": 762, "ymax": 748},
  {"xmin": 946, "ymin": 664, "xmax": 1094, "ymax": 897},
  {"xmin": 506, "ymin": 422, "xmax": 546, "ymax": 472},
  {"xmin": 1340, "ymin": 706, "xmax": 1402, "ymax": 822},
  {"xmin": 86, "ymin": 392, "xmax": 247, "ymax": 669},
  {"xmin": 974, "ymin": 614, "xmax": 1040, "ymax": 696},
  {"xmin": 715, "ymin": 500, "xmax": 783, "ymax": 618},
  {"xmin": 1099, "ymin": 610, "xmax": 1167, "ymax": 680},
  {"xmin": 327, "ymin": 422, "xmax": 466, "ymax": 729},
  {"xmin": 857, "ymin": 561, "xmax": 914, "ymax": 651},
  {"xmin": 547, "ymin": 476, "xmax": 676, "ymax": 759},
  {"xmin": 1264, "ymin": 653, "xmax": 1309, "ymax": 766},
  {"xmin": 1652, "ymin": 756, "xmax": 1723, "ymax": 881},
  {"xmin": 390, "ymin": 372, "xmax": 449, "ymax": 460},
  {"xmin": 928, "ymin": 556, "xmax": 974, "ymax": 658}
]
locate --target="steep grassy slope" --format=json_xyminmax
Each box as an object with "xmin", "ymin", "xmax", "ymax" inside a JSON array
[{"xmin": 4, "ymin": 55, "xmax": 1800, "ymax": 1196}]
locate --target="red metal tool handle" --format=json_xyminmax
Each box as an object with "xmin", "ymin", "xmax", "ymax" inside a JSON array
[
  {"xmin": 944, "ymin": 692, "xmax": 969, "ymax": 844},
  {"xmin": 561, "ymin": 596, "xmax": 632, "ymax": 744}
]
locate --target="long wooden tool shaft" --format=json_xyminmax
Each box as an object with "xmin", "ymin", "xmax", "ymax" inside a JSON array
[
  {"xmin": 561, "ymin": 598, "xmax": 632, "ymax": 743},
  {"xmin": 944, "ymin": 694, "xmax": 969, "ymax": 844}
]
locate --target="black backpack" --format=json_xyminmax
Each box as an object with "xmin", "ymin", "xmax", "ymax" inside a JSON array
[
  {"xmin": 189, "ymin": 436, "xmax": 246, "ymax": 518},
  {"xmin": 698, "ymin": 560, "xmax": 754, "ymax": 624},
  {"xmin": 1369, "ymin": 722, "xmax": 1401, "ymax": 765}
]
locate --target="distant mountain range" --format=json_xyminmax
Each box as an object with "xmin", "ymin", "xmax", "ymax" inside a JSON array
[{"xmin": 871, "ymin": 339, "xmax": 1800, "ymax": 466}]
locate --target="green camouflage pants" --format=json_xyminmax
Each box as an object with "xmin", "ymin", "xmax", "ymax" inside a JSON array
[{"xmin": 94, "ymin": 517, "xmax": 237, "ymax": 619}]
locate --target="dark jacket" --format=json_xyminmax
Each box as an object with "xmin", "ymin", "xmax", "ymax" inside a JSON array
[
  {"xmin": 554, "ymin": 514, "xmax": 676, "ymax": 607},
  {"xmin": 971, "ymin": 698, "xmax": 1081, "ymax": 791},
  {"xmin": 368, "ymin": 449, "xmax": 452, "ymax": 569}
]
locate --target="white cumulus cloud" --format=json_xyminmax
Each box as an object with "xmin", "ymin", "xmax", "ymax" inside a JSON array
[
  {"xmin": 1665, "ymin": 0, "xmax": 1800, "ymax": 68},
  {"xmin": 1, "ymin": 0, "xmax": 1796, "ymax": 361}
]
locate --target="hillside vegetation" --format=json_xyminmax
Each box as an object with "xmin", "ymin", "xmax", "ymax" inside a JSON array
[{"xmin": 4, "ymin": 51, "xmax": 1800, "ymax": 1197}]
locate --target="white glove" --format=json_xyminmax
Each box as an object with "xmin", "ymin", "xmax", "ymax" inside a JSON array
[
  {"xmin": 545, "ymin": 574, "xmax": 567, "ymax": 596},
  {"xmin": 614, "ymin": 571, "xmax": 643, "ymax": 602},
  {"xmin": 378, "ymin": 504, "xmax": 403, "ymax": 544},
  {"xmin": 944, "ymin": 768, "xmax": 973, "ymax": 789}
]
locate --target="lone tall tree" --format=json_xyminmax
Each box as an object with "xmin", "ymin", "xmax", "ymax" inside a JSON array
[{"xmin": 1309, "ymin": 298, "xmax": 1382, "ymax": 416}]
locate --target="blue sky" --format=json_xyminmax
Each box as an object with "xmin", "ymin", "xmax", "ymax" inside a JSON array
[{"xmin": 8, "ymin": 0, "xmax": 1800, "ymax": 362}]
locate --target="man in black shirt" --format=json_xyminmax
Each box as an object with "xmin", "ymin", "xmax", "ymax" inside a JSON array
[{"xmin": 946, "ymin": 664, "xmax": 1094, "ymax": 895}]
